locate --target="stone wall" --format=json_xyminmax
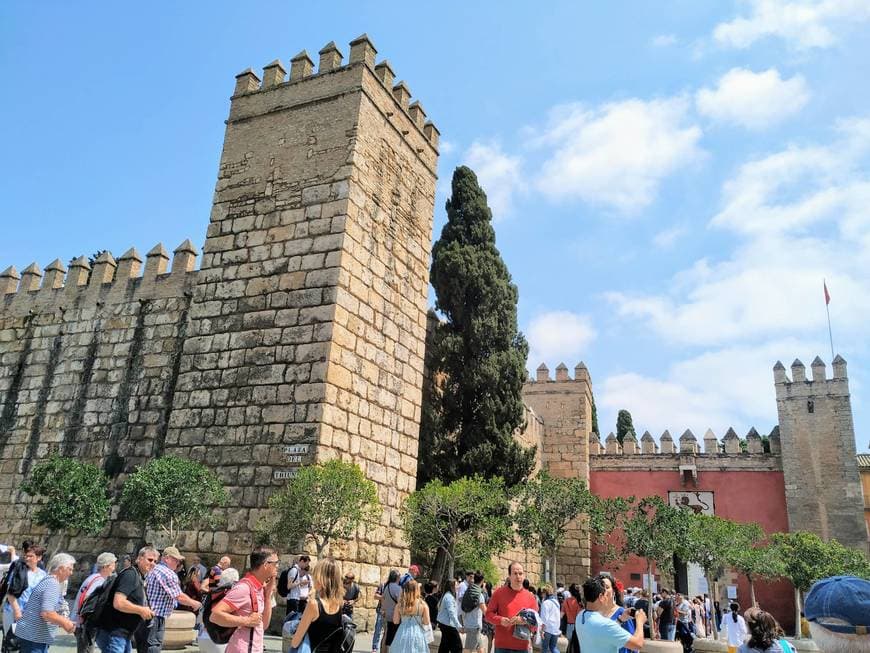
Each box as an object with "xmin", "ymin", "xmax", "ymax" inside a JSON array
[
  {"xmin": 521, "ymin": 362, "xmax": 593, "ymax": 584},
  {"xmin": 774, "ymin": 357, "xmax": 869, "ymax": 552},
  {"xmin": 0, "ymin": 35, "xmax": 439, "ymax": 631},
  {"xmin": 0, "ymin": 245, "xmax": 198, "ymax": 555}
]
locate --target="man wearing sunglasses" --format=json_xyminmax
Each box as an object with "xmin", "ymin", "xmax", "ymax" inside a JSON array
[
  {"xmin": 210, "ymin": 546, "xmax": 279, "ymax": 653},
  {"xmin": 94, "ymin": 546, "xmax": 157, "ymax": 653}
]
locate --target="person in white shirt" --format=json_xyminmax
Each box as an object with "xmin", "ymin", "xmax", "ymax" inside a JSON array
[
  {"xmin": 540, "ymin": 585, "xmax": 562, "ymax": 653},
  {"xmin": 457, "ymin": 571, "xmax": 473, "ymax": 602},
  {"xmin": 723, "ymin": 602, "xmax": 748, "ymax": 653}
]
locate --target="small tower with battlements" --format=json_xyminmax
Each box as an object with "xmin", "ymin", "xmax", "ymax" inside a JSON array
[
  {"xmin": 522, "ymin": 362, "xmax": 594, "ymax": 581},
  {"xmin": 774, "ymin": 356, "xmax": 868, "ymax": 551}
]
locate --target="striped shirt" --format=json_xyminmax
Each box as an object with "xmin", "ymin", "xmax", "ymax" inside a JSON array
[
  {"xmin": 145, "ymin": 562, "xmax": 182, "ymax": 618},
  {"xmin": 15, "ymin": 576, "xmax": 63, "ymax": 644}
]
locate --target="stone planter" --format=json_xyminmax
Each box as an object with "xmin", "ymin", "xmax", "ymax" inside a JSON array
[
  {"xmin": 789, "ymin": 639, "xmax": 819, "ymax": 652},
  {"xmin": 641, "ymin": 641, "xmax": 683, "ymax": 653},
  {"xmin": 693, "ymin": 638, "xmax": 729, "ymax": 653},
  {"xmin": 163, "ymin": 609, "xmax": 197, "ymax": 649}
]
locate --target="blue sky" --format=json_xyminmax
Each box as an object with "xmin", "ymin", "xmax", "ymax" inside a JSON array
[{"xmin": 2, "ymin": 1, "xmax": 868, "ymax": 452}]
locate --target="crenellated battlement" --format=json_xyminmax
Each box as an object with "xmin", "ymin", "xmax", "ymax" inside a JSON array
[
  {"xmin": 529, "ymin": 361, "xmax": 591, "ymax": 383},
  {"xmin": 773, "ymin": 356, "xmax": 849, "ymax": 399},
  {"xmin": 229, "ymin": 34, "xmax": 439, "ymax": 157},
  {"xmin": 590, "ymin": 425, "xmax": 781, "ymax": 458},
  {"xmin": 0, "ymin": 239, "xmax": 199, "ymax": 317}
]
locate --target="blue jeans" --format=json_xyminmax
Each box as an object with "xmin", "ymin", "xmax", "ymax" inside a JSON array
[
  {"xmin": 371, "ymin": 610, "xmax": 384, "ymax": 652},
  {"xmin": 95, "ymin": 630, "xmax": 133, "ymax": 653},
  {"xmin": 665, "ymin": 624, "xmax": 676, "ymax": 641},
  {"xmin": 542, "ymin": 632, "xmax": 559, "ymax": 653},
  {"xmin": 19, "ymin": 639, "xmax": 49, "ymax": 653}
]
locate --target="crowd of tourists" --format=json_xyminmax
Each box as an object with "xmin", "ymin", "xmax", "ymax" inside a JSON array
[
  {"xmin": 369, "ymin": 563, "xmax": 870, "ymax": 653},
  {"xmin": 0, "ymin": 542, "xmax": 356, "ymax": 653},
  {"xmin": 2, "ymin": 542, "xmax": 868, "ymax": 653}
]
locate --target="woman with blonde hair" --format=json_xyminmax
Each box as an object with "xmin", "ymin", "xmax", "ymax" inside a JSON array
[
  {"xmin": 291, "ymin": 558, "xmax": 347, "ymax": 653},
  {"xmin": 391, "ymin": 580, "xmax": 430, "ymax": 653}
]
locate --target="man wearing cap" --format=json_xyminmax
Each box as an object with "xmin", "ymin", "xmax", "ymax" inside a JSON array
[
  {"xmin": 135, "ymin": 546, "xmax": 202, "ymax": 653},
  {"xmin": 71, "ymin": 552, "xmax": 117, "ymax": 653},
  {"xmin": 804, "ymin": 575, "xmax": 870, "ymax": 652}
]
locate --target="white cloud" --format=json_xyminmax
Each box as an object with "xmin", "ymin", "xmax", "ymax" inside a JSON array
[
  {"xmin": 606, "ymin": 118, "xmax": 870, "ymax": 346},
  {"xmin": 696, "ymin": 67, "xmax": 809, "ymax": 129},
  {"xmin": 439, "ymin": 140, "xmax": 456, "ymax": 155},
  {"xmin": 598, "ymin": 339, "xmax": 817, "ymax": 439},
  {"xmin": 530, "ymin": 98, "xmax": 704, "ymax": 214},
  {"xmin": 462, "ymin": 141, "xmax": 525, "ymax": 219},
  {"xmin": 652, "ymin": 225, "xmax": 688, "ymax": 249},
  {"xmin": 713, "ymin": 0, "xmax": 870, "ymax": 50},
  {"xmin": 526, "ymin": 311, "xmax": 596, "ymax": 368},
  {"xmin": 651, "ymin": 34, "xmax": 677, "ymax": 47}
]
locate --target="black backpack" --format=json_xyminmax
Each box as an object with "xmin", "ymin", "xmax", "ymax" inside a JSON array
[
  {"xmin": 0, "ymin": 560, "xmax": 28, "ymax": 601},
  {"xmin": 79, "ymin": 573, "xmax": 118, "ymax": 625},
  {"xmin": 277, "ymin": 565, "xmax": 298, "ymax": 599},
  {"xmin": 460, "ymin": 584, "xmax": 481, "ymax": 613},
  {"xmin": 203, "ymin": 584, "xmax": 238, "ymax": 645},
  {"xmin": 318, "ymin": 614, "xmax": 356, "ymax": 653}
]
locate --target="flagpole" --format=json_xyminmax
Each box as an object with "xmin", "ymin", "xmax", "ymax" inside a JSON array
[{"xmin": 824, "ymin": 279, "xmax": 834, "ymax": 359}]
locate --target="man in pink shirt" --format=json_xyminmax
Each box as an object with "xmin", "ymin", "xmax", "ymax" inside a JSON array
[
  {"xmin": 485, "ymin": 563, "xmax": 538, "ymax": 653},
  {"xmin": 211, "ymin": 546, "xmax": 279, "ymax": 653}
]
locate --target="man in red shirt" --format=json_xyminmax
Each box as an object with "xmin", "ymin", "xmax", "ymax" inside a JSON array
[{"xmin": 484, "ymin": 563, "xmax": 538, "ymax": 653}]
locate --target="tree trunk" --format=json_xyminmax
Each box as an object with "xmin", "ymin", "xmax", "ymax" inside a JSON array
[
  {"xmin": 432, "ymin": 547, "xmax": 449, "ymax": 586},
  {"xmin": 646, "ymin": 561, "xmax": 654, "ymax": 600},
  {"xmin": 446, "ymin": 545, "xmax": 456, "ymax": 584},
  {"xmin": 748, "ymin": 575, "xmax": 757, "ymax": 607},
  {"xmin": 708, "ymin": 574, "xmax": 719, "ymax": 640},
  {"xmin": 794, "ymin": 587, "xmax": 802, "ymax": 639},
  {"xmin": 550, "ymin": 549, "xmax": 558, "ymax": 586}
]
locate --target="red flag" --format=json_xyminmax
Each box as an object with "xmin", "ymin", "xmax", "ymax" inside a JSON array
[{"xmin": 824, "ymin": 281, "xmax": 831, "ymax": 305}]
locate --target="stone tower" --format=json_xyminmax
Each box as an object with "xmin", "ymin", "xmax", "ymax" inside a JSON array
[
  {"xmin": 774, "ymin": 356, "xmax": 868, "ymax": 551},
  {"xmin": 522, "ymin": 362, "xmax": 594, "ymax": 581},
  {"xmin": 164, "ymin": 36, "xmax": 439, "ymax": 569}
]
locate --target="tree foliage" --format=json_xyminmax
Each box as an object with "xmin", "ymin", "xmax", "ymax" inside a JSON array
[
  {"xmin": 257, "ymin": 460, "xmax": 380, "ymax": 557},
  {"xmin": 419, "ymin": 166, "xmax": 534, "ymax": 488},
  {"xmin": 771, "ymin": 531, "xmax": 870, "ymax": 591},
  {"xmin": 590, "ymin": 390, "xmax": 600, "ymax": 435},
  {"xmin": 403, "ymin": 476, "xmax": 512, "ymax": 582},
  {"xmin": 515, "ymin": 472, "xmax": 593, "ymax": 581},
  {"xmin": 22, "ymin": 455, "xmax": 111, "ymax": 544},
  {"xmin": 120, "ymin": 456, "xmax": 227, "ymax": 545},
  {"xmin": 615, "ymin": 409, "xmax": 636, "ymax": 444},
  {"xmin": 725, "ymin": 523, "xmax": 783, "ymax": 606},
  {"xmin": 615, "ymin": 496, "xmax": 689, "ymax": 581}
]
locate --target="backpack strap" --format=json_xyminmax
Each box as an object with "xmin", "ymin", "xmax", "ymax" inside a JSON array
[{"xmin": 77, "ymin": 575, "xmax": 103, "ymax": 611}]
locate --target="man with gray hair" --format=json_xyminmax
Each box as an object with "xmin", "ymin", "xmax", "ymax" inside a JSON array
[
  {"xmin": 71, "ymin": 553, "xmax": 117, "ymax": 653},
  {"xmin": 94, "ymin": 546, "xmax": 156, "ymax": 653},
  {"xmin": 804, "ymin": 575, "xmax": 870, "ymax": 652}
]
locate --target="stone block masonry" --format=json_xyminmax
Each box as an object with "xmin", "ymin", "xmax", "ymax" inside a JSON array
[
  {"xmin": 0, "ymin": 246, "xmax": 197, "ymax": 546},
  {"xmin": 0, "ymin": 34, "xmax": 439, "ymax": 630},
  {"xmin": 774, "ymin": 356, "xmax": 868, "ymax": 552},
  {"xmin": 522, "ymin": 363, "xmax": 594, "ymax": 583}
]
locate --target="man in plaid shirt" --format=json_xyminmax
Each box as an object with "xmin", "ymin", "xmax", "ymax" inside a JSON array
[{"xmin": 134, "ymin": 546, "xmax": 202, "ymax": 653}]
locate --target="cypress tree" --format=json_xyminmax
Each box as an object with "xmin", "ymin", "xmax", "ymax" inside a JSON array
[
  {"xmin": 418, "ymin": 166, "xmax": 534, "ymax": 488},
  {"xmin": 616, "ymin": 409, "xmax": 636, "ymax": 444}
]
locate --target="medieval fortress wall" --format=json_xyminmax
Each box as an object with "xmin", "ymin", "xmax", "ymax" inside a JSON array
[
  {"xmin": 0, "ymin": 37, "xmax": 439, "ymax": 612},
  {"xmin": 1, "ymin": 33, "xmax": 866, "ymax": 617}
]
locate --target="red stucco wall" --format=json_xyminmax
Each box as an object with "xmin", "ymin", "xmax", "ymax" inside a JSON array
[{"xmin": 589, "ymin": 469, "xmax": 795, "ymax": 632}]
